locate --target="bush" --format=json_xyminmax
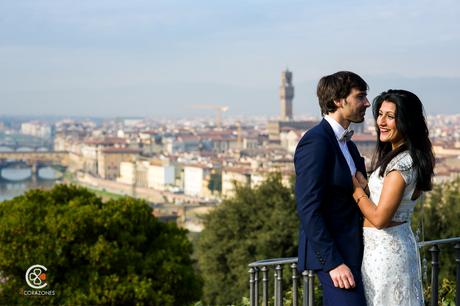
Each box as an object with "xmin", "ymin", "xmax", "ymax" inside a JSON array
[{"xmin": 0, "ymin": 184, "xmax": 202, "ymax": 305}]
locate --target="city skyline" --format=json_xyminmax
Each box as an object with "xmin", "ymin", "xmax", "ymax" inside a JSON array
[{"xmin": 1, "ymin": 0, "xmax": 459, "ymax": 118}]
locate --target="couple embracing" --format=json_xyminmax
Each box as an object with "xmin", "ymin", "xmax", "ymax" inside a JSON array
[{"xmin": 294, "ymin": 71, "xmax": 435, "ymax": 306}]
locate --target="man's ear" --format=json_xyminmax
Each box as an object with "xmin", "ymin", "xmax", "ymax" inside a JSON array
[{"xmin": 333, "ymin": 98, "xmax": 344, "ymax": 109}]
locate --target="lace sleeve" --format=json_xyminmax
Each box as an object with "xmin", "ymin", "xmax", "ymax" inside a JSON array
[{"xmin": 384, "ymin": 151, "xmax": 415, "ymax": 185}]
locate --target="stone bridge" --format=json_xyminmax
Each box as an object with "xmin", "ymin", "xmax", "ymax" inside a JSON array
[{"xmin": 0, "ymin": 151, "xmax": 70, "ymax": 174}]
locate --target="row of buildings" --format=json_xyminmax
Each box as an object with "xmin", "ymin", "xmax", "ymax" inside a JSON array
[{"xmin": 55, "ymin": 132, "xmax": 296, "ymax": 200}]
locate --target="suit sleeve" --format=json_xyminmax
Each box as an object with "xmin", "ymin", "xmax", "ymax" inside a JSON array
[{"xmin": 294, "ymin": 136, "xmax": 344, "ymax": 271}]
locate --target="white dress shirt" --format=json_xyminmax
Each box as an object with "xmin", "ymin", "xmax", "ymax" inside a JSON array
[{"xmin": 324, "ymin": 115, "xmax": 357, "ymax": 176}]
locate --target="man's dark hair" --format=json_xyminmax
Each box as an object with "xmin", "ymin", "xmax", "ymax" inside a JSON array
[{"xmin": 317, "ymin": 71, "xmax": 368, "ymax": 115}]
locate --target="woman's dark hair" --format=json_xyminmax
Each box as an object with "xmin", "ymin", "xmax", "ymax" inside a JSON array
[{"xmin": 371, "ymin": 89, "xmax": 435, "ymax": 191}]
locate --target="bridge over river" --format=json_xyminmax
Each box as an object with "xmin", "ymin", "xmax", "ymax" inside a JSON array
[{"xmin": 0, "ymin": 151, "xmax": 69, "ymax": 181}]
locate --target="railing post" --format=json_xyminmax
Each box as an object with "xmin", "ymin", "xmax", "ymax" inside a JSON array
[
  {"xmin": 261, "ymin": 266, "xmax": 269, "ymax": 306},
  {"xmin": 308, "ymin": 270, "xmax": 315, "ymax": 306},
  {"xmin": 291, "ymin": 263, "xmax": 298, "ymax": 306},
  {"xmin": 249, "ymin": 267, "xmax": 255, "ymax": 306},
  {"xmin": 274, "ymin": 266, "xmax": 278, "ymax": 306},
  {"xmin": 275, "ymin": 264, "xmax": 283, "ymax": 306},
  {"xmin": 302, "ymin": 270, "xmax": 309, "ymax": 306},
  {"xmin": 254, "ymin": 267, "xmax": 259, "ymax": 306},
  {"xmin": 430, "ymin": 245, "xmax": 440, "ymax": 306},
  {"xmin": 455, "ymin": 243, "xmax": 460, "ymax": 306}
]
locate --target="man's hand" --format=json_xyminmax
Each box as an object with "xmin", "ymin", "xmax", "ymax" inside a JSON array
[{"xmin": 328, "ymin": 264, "xmax": 355, "ymax": 289}]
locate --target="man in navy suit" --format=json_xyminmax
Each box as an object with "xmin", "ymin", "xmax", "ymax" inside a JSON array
[{"xmin": 294, "ymin": 71, "xmax": 370, "ymax": 305}]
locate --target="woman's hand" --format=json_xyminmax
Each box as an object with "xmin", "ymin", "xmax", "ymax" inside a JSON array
[
  {"xmin": 352, "ymin": 176, "xmax": 361, "ymax": 189},
  {"xmin": 355, "ymin": 171, "xmax": 368, "ymax": 189},
  {"xmin": 353, "ymin": 171, "xmax": 369, "ymax": 195},
  {"xmin": 352, "ymin": 176, "xmax": 366, "ymax": 202}
]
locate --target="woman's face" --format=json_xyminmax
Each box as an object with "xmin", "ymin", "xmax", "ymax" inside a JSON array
[{"xmin": 377, "ymin": 101, "xmax": 404, "ymax": 149}]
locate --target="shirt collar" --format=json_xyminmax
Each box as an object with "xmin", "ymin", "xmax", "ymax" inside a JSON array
[{"xmin": 324, "ymin": 115, "xmax": 347, "ymax": 141}]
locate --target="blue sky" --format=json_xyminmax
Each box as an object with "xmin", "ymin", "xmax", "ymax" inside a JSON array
[{"xmin": 0, "ymin": 0, "xmax": 459, "ymax": 118}]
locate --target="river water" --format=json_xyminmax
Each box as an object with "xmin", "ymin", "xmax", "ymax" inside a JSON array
[{"xmin": 0, "ymin": 167, "xmax": 62, "ymax": 202}]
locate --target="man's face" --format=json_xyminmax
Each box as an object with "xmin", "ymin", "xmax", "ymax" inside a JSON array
[{"xmin": 342, "ymin": 88, "xmax": 370, "ymax": 123}]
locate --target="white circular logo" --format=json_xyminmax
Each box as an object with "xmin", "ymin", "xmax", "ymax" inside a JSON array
[{"xmin": 25, "ymin": 265, "xmax": 48, "ymax": 289}]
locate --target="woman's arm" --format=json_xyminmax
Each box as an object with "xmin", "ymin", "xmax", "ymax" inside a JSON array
[{"xmin": 352, "ymin": 171, "xmax": 406, "ymax": 229}]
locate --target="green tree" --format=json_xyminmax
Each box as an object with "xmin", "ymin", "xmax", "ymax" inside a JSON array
[
  {"xmin": 0, "ymin": 184, "xmax": 202, "ymax": 305},
  {"xmin": 196, "ymin": 174, "xmax": 298, "ymax": 305}
]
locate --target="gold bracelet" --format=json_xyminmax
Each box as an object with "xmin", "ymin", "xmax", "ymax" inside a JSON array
[{"xmin": 356, "ymin": 194, "xmax": 367, "ymax": 205}]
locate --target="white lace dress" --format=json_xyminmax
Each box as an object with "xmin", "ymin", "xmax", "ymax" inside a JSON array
[{"xmin": 361, "ymin": 151, "xmax": 424, "ymax": 306}]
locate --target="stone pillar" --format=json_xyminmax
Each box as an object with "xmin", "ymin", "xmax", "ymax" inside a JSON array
[{"xmin": 31, "ymin": 162, "xmax": 38, "ymax": 175}]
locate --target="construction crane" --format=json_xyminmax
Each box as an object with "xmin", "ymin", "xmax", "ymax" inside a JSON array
[{"xmin": 192, "ymin": 104, "xmax": 229, "ymax": 129}]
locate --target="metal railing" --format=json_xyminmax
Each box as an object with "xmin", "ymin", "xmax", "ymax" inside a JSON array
[
  {"xmin": 418, "ymin": 237, "xmax": 460, "ymax": 306},
  {"xmin": 248, "ymin": 237, "xmax": 460, "ymax": 306},
  {"xmin": 248, "ymin": 258, "xmax": 314, "ymax": 306}
]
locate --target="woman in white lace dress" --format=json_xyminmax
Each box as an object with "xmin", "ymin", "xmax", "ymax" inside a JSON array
[{"xmin": 351, "ymin": 90, "xmax": 435, "ymax": 306}]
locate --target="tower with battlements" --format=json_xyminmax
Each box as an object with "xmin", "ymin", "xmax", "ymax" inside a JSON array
[{"xmin": 279, "ymin": 69, "xmax": 294, "ymax": 120}]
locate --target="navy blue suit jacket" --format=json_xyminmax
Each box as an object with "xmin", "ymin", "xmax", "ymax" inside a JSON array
[{"xmin": 294, "ymin": 119, "xmax": 366, "ymax": 272}]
